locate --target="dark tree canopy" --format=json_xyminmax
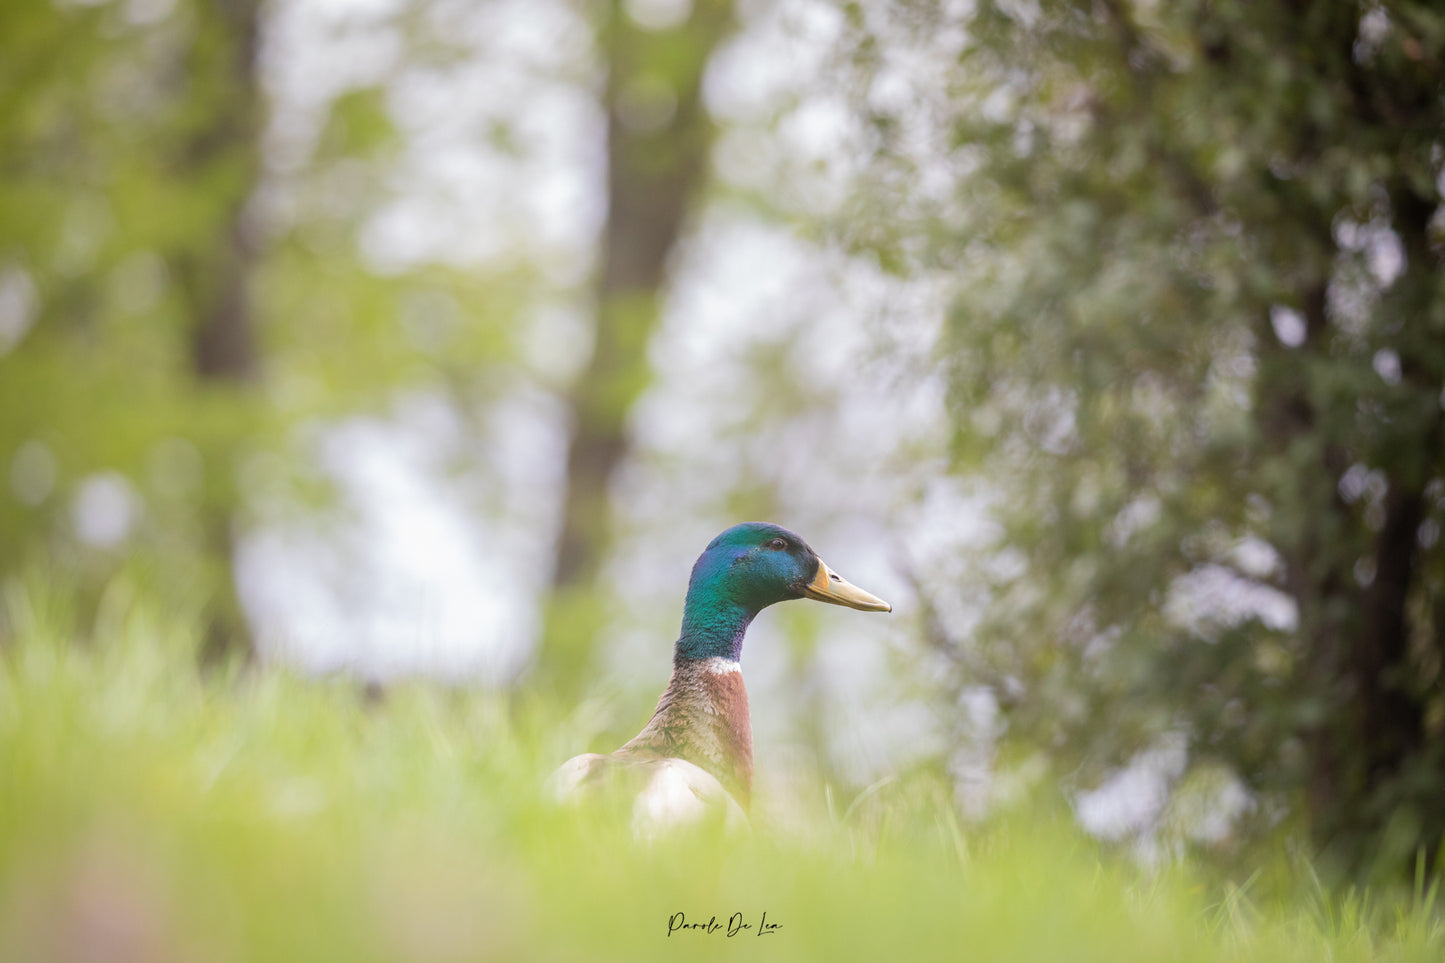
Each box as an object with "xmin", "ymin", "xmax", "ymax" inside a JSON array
[{"xmin": 841, "ymin": 0, "xmax": 1445, "ymax": 874}]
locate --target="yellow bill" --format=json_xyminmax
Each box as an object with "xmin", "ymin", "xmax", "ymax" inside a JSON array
[{"xmin": 803, "ymin": 558, "xmax": 892, "ymax": 612}]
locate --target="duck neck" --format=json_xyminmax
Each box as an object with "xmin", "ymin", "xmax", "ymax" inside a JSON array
[
  {"xmin": 621, "ymin": 571, "xmax": 761, "ymax": 805},
  {"xmin": 676, "ymin": 589, "xmax": 755, "ymax": 662}
]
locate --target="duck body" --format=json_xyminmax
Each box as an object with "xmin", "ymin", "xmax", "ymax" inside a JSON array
[{"xmin": 549, "ymin": 522, "xmax": 890, "ymax": 837}]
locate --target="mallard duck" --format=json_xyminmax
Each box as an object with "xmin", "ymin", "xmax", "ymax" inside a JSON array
[{"xmin": 549, "ymin": 522, "xmax": 891, "ymax": 837}]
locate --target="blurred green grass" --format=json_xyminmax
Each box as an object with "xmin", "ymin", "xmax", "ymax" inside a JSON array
[{"xmin": 1, "ymin": 577, "xmax": 1441, "ymax": 963}]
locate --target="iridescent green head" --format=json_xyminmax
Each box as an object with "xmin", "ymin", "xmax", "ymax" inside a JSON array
[{"xmin": 676, "ymin": 522, "xmax": 890, "ymax": 662}]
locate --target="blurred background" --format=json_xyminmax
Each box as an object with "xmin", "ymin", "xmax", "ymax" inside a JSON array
[{"xmin": 2, "ymin": 0, "xmax": 1443, "ymax": 894}]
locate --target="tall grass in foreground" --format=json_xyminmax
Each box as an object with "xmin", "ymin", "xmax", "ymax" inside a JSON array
[{"xmin": 0, "ymin": 578, "xmax": 1441, "ymax": 962}]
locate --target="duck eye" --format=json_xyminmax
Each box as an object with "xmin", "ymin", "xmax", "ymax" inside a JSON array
[{"xmin": 768, "ymin": 538, "xmax": 787, "ymax": 551}]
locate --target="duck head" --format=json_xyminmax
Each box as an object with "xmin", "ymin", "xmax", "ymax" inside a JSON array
[{"xmin": 676, "ymin": 522, "xmax": 890, "ymax": 661}]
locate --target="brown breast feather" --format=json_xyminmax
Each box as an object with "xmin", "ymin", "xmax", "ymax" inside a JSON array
[{"xmin": 617, "ymin": 658, "xmax": 754, "ymax": 809}]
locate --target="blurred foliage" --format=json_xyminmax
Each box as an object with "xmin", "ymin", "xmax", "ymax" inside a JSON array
[
  {"xmin": 0, "ymin": 0, "xmax": 526, "ymax": 648},
  {"xmin": 836, "ymin": 0, "xmax": 1445, "ymax": 877},
  {"xmin": 2, "ymin": 577, "xmax": 1443, "ymax": 961}
]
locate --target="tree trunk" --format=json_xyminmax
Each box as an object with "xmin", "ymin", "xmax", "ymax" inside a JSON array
[
  {"xmin": 1333, "ymin": 179, "xmax": 1444, "ymax": 869},
  {"xmin": 1287, "ymin": 176, "xmax": 1445, "ymax": 873},
  {"xmin": 175, "ymin": 0, "xmax": 265, "ymax": 663},
  {"xmin": 536, "ymin": 0, "xmax": 732, "ymax": 697}
]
